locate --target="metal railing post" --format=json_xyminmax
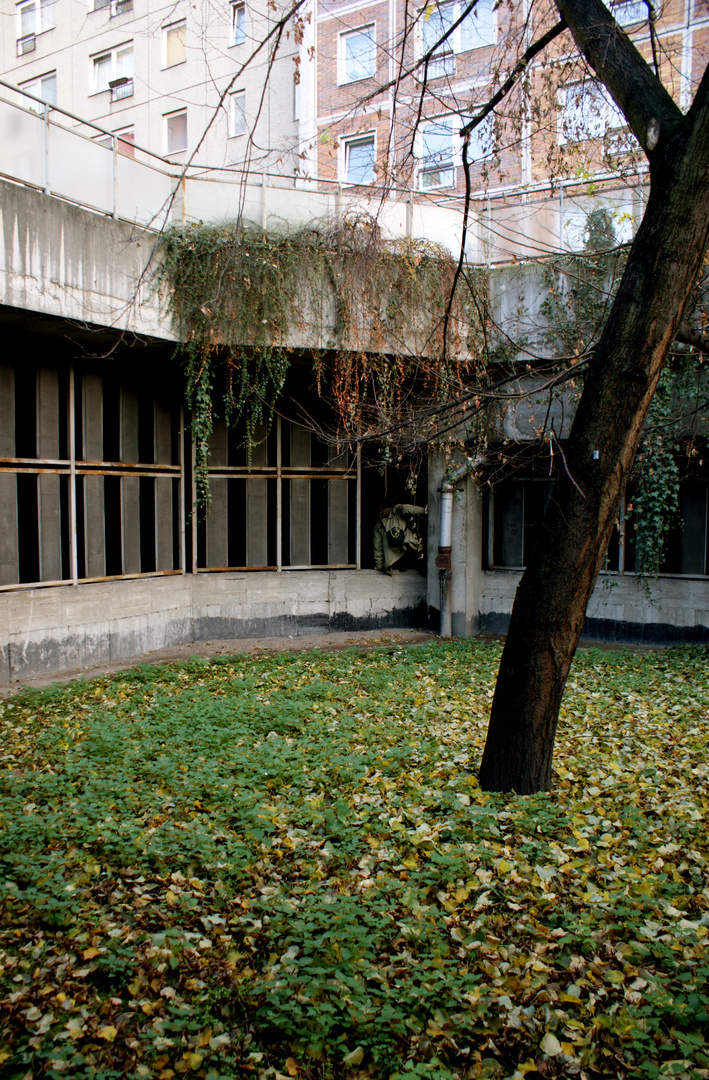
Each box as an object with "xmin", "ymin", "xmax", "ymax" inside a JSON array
[{"xmin": 43, "ymin": 108, "xmax": 50, "ymax": 195}]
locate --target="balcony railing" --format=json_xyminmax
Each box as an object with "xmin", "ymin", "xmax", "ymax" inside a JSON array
[
  {"xmin": 0, "ymin": 76, "xmax": 647, "ymax": 264},
  {"xmin": 17, "ymin": 34, "xmax": 36, "ymax": 56},
  {"xmin": 109, "ymin": 77, "xmax": 133, "ymax": 101}
]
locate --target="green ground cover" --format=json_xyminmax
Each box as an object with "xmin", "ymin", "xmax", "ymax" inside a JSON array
[{"xmin": 0, "ymin": 642, "xmax": 708, "ymax": 1080}]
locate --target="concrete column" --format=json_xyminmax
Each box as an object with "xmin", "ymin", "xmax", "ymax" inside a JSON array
[
  {"xmin": 0, "ymin": 364, "xmax": 18, "ymax": 586},
  {"xmin": 427, "ymin": 450, "xmax": 483, "ymax": 638}
]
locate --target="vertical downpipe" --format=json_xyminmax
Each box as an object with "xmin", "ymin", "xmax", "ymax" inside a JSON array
[
  {"xmin": 437, "ymin": 483, "xmax": 454, "ymax": 637},
  {"xmin": 356, "ymin": 447, "xmax": 362, "ymax": 569},
  {"xmin": 276, "ymin": 415, "xmax": 282, "ymax": 571},
  {"xmin": 68, "ymin": 366, "xmax": 78, "ymax": 585},
  {"xmin": 179, "ymin": 405, "xmax": 186, "ymax": 573}
]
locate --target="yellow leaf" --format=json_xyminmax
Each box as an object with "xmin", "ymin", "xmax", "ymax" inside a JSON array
[
  {"xmin": 97, "ymin": 1025, "xmax": 118, "ymax": 1042},
  {"xmin": 343, "ymin": 1046, "xmax": 365, "ymax": 1066},
  {"xmin": 285, "ymin": 1057, "xmax": 299, "ymax": 1076},
  {"xmin": 497, "ymin": 859, "xmax": 512, "ymax": 874},
  {"xmin": 166, "ymin": 890, "xmax": 178, "ymax": 905},
  {"xmin": 182, "ymin": 1052, "xmax": 204, "ymax": 1069},
  {"xmin": 83, "ymin": 947, "xmax": 100, "ymax": 960}
]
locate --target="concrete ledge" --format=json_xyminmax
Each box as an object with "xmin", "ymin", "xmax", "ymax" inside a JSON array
[{"xmin": 0, "ymin": 569, "xmax": 427, "ymax": 682}]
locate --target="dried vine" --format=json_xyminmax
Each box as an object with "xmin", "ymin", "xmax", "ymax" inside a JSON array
[{"xmin": 158, "ymin": 215, "xmax": 487, "ymax": 507}]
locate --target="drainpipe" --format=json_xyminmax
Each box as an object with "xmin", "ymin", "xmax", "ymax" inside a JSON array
[{"xmin": 435, "ymin": 458, "xmax": 484, "ymax": 638}]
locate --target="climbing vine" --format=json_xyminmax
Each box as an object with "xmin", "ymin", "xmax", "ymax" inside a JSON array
[
  {"xmin": 158, "ymin": 215, "xmax": 487, "ymax": 508},
  {"xmin": 539, "ymin": 210, "xmax": 708, "ymax": 580},
  {"xmin": 158, "ymin": 209, "xmax": 705, "ymax": 577}
]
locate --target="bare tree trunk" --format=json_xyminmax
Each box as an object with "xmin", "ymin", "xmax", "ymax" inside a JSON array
[{"xmin": 479, "ymin": 68, "xmax": 709, "ymax": 793}]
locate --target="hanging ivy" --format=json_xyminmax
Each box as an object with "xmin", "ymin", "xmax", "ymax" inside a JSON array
[{"xmin": 157, "ymin": 215, "xmax": 487, "ymax": 508}]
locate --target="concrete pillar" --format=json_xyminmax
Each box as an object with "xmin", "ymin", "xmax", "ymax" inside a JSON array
[{"xmin": 427, "ymin": 450, "xmax": 483, "ymax": 638}]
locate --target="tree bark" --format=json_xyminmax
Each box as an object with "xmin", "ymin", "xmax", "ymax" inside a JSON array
[{"xmin": 478, "ymin": 36, "xmax": 709, "ymax": 793}]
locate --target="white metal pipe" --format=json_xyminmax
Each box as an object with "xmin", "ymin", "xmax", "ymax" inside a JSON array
[{"xmin": 439, "ymin": 485, "xmax": 454, "ymax": 549}]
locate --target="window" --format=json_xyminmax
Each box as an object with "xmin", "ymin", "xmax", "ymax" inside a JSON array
[
  {"xmin": 421, "ymin": 4, "xmax": 455, "ymax": 78},
  {"xmin": 93, "ymin": 0, "xmax": 133, "ymax": 13},
  {"xmin": 92, "ymin": 43, "xmax": 134, "ymax": 96},
  {"xmin": 419, "ymin": 0, "xmax": 496, "ymax": 77},
  {"xmin": 19, "ymin": 71, "xmax": 57, "ymax": 114},
  {"xmin": 339, "ymin": 26, "xmax": 375, "ymax": 83},
  {"xmin": 607, "ymin": 0, "xmax": 647, "ymax": 26},
  {"xmin": 163, "ymin": 21, "xmax": 186, "ymax": 68},
  {"xmin": 165, "ymin": 110, "xmax": 187, "ymax": 154},
  {"xmin": 95, "ymin": 125, "xmax": 135, "ymax": 157},
  {"xmin": 230, "ymin": 91, "xmax": 246, "ymax": 137},
  {"xmin": 627, "ymin": 483, "xmax": 709, "ymax": 577},
  {"xmin": 559, "ymin": 81, "xmax": 626, "ymax": 143},
  {"xmin": 231, "ymin": 1, "xmax": 245, "ymax": 45},
  {"xmin": 487, "ymin": 479, "xmax": 709, "ymax": 577},
  {"xmin": 459, "ymin": 0, "xmax": 496, "ymax": 50},
  {"xmin": 418, "ymin": 119, "xmax": 455, "ymax": 188},
  {"xmin": 416, "ymin": 113, "xmax": 493, "ymax": 188},
  {"xmin": 487, "ymin": 481, "xmax": 552, "ymax": 568},
  {"xmin": 343, "ymin": 134, "xmax": 375, "ymax": 185},
  {"xmin": 17, "ymin": 0, "xmax": 55, "ymax": 37}
]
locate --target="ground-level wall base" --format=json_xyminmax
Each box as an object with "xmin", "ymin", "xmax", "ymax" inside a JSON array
[
  {"xmin": 479, "ymin": 570, "xmax": 709, "ymax": 645},
  {"xmin": 0, "ymin": 570, "xmax": 427, "ymax": 682}
]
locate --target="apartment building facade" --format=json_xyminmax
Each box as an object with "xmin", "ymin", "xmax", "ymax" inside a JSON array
[
  {"xmin": 312, "ymin": 0, "xmax": 708, "ymax": 197},
  {"xmin": 0, "ymin": 0, "xmax": 302, "ymax": 172},
  {"xmin": 3, "ymin": 0, "xmax": 707, "ymax": 194}
]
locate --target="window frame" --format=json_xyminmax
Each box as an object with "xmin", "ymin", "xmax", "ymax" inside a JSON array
[
  {"xmin": 229, "ymin": 91, "xmax": 246, "ymax": 137},
  {"xmin": 164, "ymin": 109, "xmax": 188, "ymax": 155},
  {"xmin": 608, "ymin": 0, "xmax": 648, "ymax": 27},
  {"xmin": 341, "ymin": 132, "xmax": 376, "ymax": 186},
  {"xmin": 230, "ymin": 1, "xmax": 245, "ymax": 46},
  {"xmin": 417, "ymin": 0, "xmax": 496, "ymax": 79},
  {"xmin": 415, "ymin": 111, "xmax": 494, "ymax": 189},
  {"xmin": 94, "ymin": 125, "xmax": 136, "ymax": 157},
  {"xmin": 162, "ymin": 19, "xmax": 187, "ymax": 69},
  {"xmin": 17, "ymin": 0, "xmax": 55, "ymax": 40},
  {"xmin": 19, "ymin": 70, "xmax": 57, "ymax": 115},
  {"xmin": 417, "ymin": 116, "xmax": 457, "ymax": 190},
  {"xmin": 91, "ymin": 42, "xmax": 134, "ymax": 96},
  {"xmin": 338, "ymin": 24, "xmax": 376, "ymax": 85},
  {"xmin": 558, "ymin": 80, "xmax": 627, "ymax": 145}
]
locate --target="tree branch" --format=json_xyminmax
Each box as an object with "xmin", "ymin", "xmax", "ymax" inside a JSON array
[
  {"xmin": 676, "ymin": 320, "xmax": 709, "ymax": 355},
  {"xmin": 461, "ymin": 19, "xmax": 567, "ymax": 138},
  {"xmin": 554, "ymin": 0, "xmax": 681, "ymax": 155},
  {"xmin": 440, "ymin": 20, "xmax": 568, "ymax": 364}
]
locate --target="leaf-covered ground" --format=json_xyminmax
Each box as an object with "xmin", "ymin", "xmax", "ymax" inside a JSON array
[{"xmin": 0, "ymin": 642, "xmax": 708, "ymax": 1080}]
